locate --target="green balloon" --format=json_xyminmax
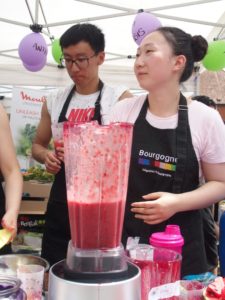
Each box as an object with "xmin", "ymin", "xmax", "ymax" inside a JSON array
[
  {"xmin": 202, "ymin": 40, "xmax": 225, "ymax": 71},
  {"xmin": 51, "ymin": 39, "xmax": 62, "ymax": 64}
]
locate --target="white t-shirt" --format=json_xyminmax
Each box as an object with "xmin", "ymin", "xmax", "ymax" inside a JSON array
[
  {"xmin": 110, "ymin": 94, "xmax": 225, "ymax": 181},
  {"xmin": 47, "ymin": 83, "xmax": 128, "ymax": 125}
]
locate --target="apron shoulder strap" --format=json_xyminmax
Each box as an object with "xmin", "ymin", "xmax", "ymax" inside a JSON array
[
  {"xmin": 58, "ymin": 85, "xmax": 76, "ymax": 123},
  {"xmin": 172, "ymin": 93, "xmax": 189, "ymax": 193},
  {"xmin": 91, "ymin": 80, "xmax": 104, "ymax": 125}
]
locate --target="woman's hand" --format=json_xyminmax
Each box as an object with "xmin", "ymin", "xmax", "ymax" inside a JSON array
[
  {"xmin": 1, "ymin": 210, "xmax": 18, "ymax": 241},
  {"xmin": 44, "ymin": 150, "xmax": 62, "ymax": 174},
  {"xmin": 131, "ymin": 192, "xmax": 180, "ymax": 224}
]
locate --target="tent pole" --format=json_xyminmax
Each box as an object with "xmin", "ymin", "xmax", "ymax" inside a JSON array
[
  {"xmin": 25, "ymin": 0, "xmax": 35, "ymax": 24},
  {"xmin": 142, "ymin": 0, "xmax": 223, "ymax": 12},
  {"xmin": 0, "ymin": 53, "xmax": 21, "ymax": 60},
  {"xmin": 46, "ymin": 0, "xmax": 224, "ymax": 28},
  {"xmin": 74, "ymin": 0, "xmax": 134, "ymax": 12},
  {"xmin": 39, "ymin": 0, "xmax": 53, "ymax": 39},
  {"xmin": 46, "ymin": 11, "xmax": 225, "ymax": 29},
  {"xmin": 152, "ymin": 12, "xmax": 225, "ymax": 28},
  {"xmin": 75, "ymin": 0, "xmax": 222, "ymax": 13},
  {"xmin": 34, "ymin": 0, "xmax": 40, "ymax": 24},
  {"xmin": 0, "ymin": 49, "xmax": 18, "ymax": 54},
  {"xmin": 0, "ymin": 17, "xmax": 29, "ymax": 27}
]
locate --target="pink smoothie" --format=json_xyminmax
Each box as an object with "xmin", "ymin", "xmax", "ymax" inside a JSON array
[
  {"xmin": 133, "ymin": 258, "xmax": 181, "ymax": 300},
  {"xmin": 68, "ymin": 199, "xmax": 124, "ymax": 249},
  {"xmin": 54, "ymin": 140, "xmax": 63, "ymax": 157}
]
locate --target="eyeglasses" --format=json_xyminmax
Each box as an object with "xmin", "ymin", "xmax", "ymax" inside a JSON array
[{"xmin": 61, "ymin": 54, "xmax": 96, "ymax": 69}]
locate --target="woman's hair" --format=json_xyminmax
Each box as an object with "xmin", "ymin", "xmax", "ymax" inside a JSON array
[
  {"xmin": 60, "ymin": 23, "xmax": 105, "ymax": 54},
  {"xmin": 156, "ymin": 27, "xmax": 208, "ymax": 82},
  {"xmin": 192, "ymin": 95, "xmax": 217, "ymax": 109}
]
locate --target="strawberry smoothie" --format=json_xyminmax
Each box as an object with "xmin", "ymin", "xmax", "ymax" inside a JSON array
[
  {"xmin": 68, "ymin": 199, "xmax": 124, "ymax": 249},
  {"xmin": 54, "ymin": 140, "xmax": 63, "ymax": 157}
]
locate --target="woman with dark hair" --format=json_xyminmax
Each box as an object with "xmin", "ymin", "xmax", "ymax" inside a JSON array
[{"xmin": 110, "ymin": 27, "xmax": 225, "ymax": 276}]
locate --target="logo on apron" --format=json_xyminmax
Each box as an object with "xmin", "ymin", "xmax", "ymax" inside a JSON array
[
  {"xmin": 138, "ymin": 148, "xmax": 177, "ymax": 177},
  {"xmin": 68, "ymin": 107, "xmax": 95, "ymax": 122}
]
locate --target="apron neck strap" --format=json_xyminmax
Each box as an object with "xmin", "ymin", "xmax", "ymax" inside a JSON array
[{"xmin": 58, "ymin": 85, "xmax": 75, "ymax": 123}]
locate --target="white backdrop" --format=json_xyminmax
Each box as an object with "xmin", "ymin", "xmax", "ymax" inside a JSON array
[{"xmin": 0, "ymin": 0, "xmax": 225, "ymax": 93}]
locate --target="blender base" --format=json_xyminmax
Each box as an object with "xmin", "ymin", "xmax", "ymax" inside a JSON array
[{"xmin": 48, "ymin": 260, "xmax": 141, "ymax": 300}]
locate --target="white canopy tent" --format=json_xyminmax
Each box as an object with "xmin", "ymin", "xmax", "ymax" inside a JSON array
[{"xmin": 0, "ymin": 0, "xmax": 225, "ymax": 96}]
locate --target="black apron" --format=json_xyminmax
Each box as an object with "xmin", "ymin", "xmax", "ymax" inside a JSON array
[
  {"xmin": 0, "ymin": 184, "xmax": 11, "ymax": 254},
  {"xmin": 202, "ymin": 206, "xmax": 218, "ymax": 271},
  {"xmin": 123, "ymin": 93, "xmax": 208, "ymax": 276},
  {"xmin": 41, "ymin": 81, "xmax": 104, "ymax": 266}
]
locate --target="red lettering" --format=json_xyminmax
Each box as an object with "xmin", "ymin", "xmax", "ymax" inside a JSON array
[
  {"xmin": 88, "ymin": 108, "xmax": 95, "ymax": 120},
  {"xmin": 68, "ymin": 108, "xmax": 95, "ymax": 122},
  {"xmin": 68, "ymin": 109, "xmax": 80, "ymax": 122},
  {"xmin": 20, "ymin": 91, "xmax": 46, "ymax": 104},
  {"xmin": 77, "ymin": 109, "xmax": 84, "ymax": 122},
  {"xmin": 82, "ymin": 108, "xmax": 95, "ymax": 122}
]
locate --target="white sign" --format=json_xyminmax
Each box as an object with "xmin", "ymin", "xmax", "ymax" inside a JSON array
[
  {"xmin": 10, "ymin": 87, "xmax": 47, "ymax": 171},
  {"xmin": 149, "ymin": 281, "xmax": 180, "ymax": 300}
]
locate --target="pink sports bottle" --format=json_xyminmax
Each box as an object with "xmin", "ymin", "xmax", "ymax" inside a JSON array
[{"xmin": 149, "ymin": 224, "xmax": 184, "ymax": 254}]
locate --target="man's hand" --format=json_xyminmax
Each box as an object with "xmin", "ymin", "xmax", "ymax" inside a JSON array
[{"xmin": 44, "ymin": 150, "xmax": 62, "ymax": 174}]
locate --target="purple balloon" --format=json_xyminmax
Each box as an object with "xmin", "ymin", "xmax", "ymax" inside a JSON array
[
  {"xmin": 132, "ymin": 11, "xmax": 162, "ymax": 45},
  {"xmin": 23, "ymin": 58, "xmax": 46, "ymax": 72},
  {"xmin": 18, "ymin": 32, "xmax": 48, "ymax": 66}
]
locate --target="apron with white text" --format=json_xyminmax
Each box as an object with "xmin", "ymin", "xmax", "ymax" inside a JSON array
[{"xmin": 123, "ymin": 93, "xmax": 208, "ymax": 276}]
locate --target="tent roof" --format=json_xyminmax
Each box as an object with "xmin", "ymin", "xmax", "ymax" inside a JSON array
[{"xmin": 0, "ymin": 0, "xmax": 225, "ymax": 96}]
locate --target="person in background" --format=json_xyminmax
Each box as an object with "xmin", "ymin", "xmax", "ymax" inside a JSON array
[
  {"xmin": 192, "ymin": 94, "xmax": 219, "ymax": 274},
  {"xmin": 109, "ymin": 26, "xmax": 225, "ymax": 276},
  {"xmin": 0, "ymin": 104, "xmax": 23, "ymax": 254},
  {"xmin": 193, "ymin": 95, "xmax": 217, "ymax": 109},
  {"xmin": 31, "ymin": 23, "xmax": 132, "ymax": 266}
]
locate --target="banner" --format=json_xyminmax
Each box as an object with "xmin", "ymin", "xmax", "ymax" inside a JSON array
[{"xmin": 10, "ymin": 87, "xmax": 48, "ymax": 172}]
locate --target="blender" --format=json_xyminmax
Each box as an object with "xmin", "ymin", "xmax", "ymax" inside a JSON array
[{"xmin": 48, "ymin": 121, "xmax": 141, "ymax": 300}]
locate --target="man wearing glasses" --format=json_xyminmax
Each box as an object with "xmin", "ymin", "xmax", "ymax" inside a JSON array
[{"xmin": 32, "ymin": 23, "xmax": 132, "ymax": 266}]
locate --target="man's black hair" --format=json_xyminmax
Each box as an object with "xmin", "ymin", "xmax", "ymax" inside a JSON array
[{"xmin": 60, "ymin": 23, "xmax": 105, "ymax": 53}]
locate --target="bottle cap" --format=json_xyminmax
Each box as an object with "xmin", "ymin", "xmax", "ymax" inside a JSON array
[{"xmin": 149, "ymin": 225, "xmax": 184, "ymax": 247}]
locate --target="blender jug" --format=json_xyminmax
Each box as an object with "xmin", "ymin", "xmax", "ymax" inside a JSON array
[
  {"xmin": 48, "ymin": 122, "xmax": 141, "ymax": 300},
  {"xmin": 63, "ymin": 121, "xmax": 133, "ymax": 273}
]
